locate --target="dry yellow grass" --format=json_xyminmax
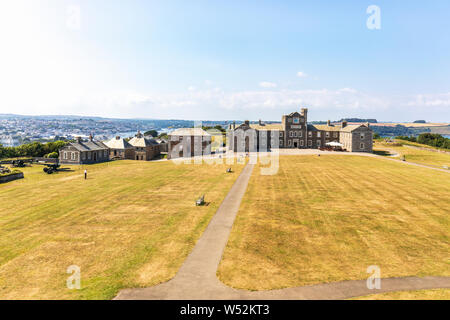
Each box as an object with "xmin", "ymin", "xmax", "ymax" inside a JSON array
[
  {"xmin": 0, "ymin": 160, "xmax": 243, "ymax": 299},
  {"xmin": 351, "ymin": 289, "xmax": 450, "ymax": 300},
  {"xmin": 217, "ymin": 155, "xmax": 450, "ymax": 290},
  {"xmin": 374, "ymin": 141, "xmax": 450, "ymax": 168}
]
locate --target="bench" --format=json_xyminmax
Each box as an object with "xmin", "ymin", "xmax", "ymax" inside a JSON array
[{"xmin": 196, "ymin": 194, "xmax": 205, "ymax": 206}]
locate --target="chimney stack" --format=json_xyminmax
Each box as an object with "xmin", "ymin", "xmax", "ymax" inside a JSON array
[
  {"xmin": 76, "ymin": 136, "xmax": 82, "ymax": 143},
  {"xmin": 244, "ymin": 120, "xmax": 250, "ymax": 126},
  {"xmin": 89, "ymin": 133, "xmax": 93, "ymax": 141},
  {"xmin": 116, "ymin": 136, "xmax": 121, "ymax": 140},
  {"xmin": 342, "ymin": 121, "xmax": 347, "ymax": 128},
  {"xmin": 259, "ymin": 119, "xmax": 262, "ymax": 125},
  {"xmin": 301, "ymin": 108, "xmax": 308, "ymax": 118},
  {"xmin": 327, "ymin": 120, "xmax": 331, "ymax": 126},
  {"xmin": 233, "ymin": 121, "xmax": 236, "ymax": 129}
]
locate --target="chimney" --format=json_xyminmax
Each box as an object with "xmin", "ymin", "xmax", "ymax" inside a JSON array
[
  {"xmin": 244, "ymin": 120, "xmax": 250, "ymax": 126},
  {"xmin": 366, "ymin": 122, "xmax": 370, "ymax": 128},
  {"xmin": 259, "ymin": 119, "xmax": 262, "ymax": 125},
  {"xmin": 233, "ymin": 121, "xmax": 236, "ymax": 129},
  {"xmin": 76, "ymin": 136, "xmax": 82, "ymax": 143},
  {"xmin": 116, "ymin": 136, "xmax": 120, "ymax": 140},
  {"xmin": 327, "ymin": 120, "xmax": 331, "ymax": 126},
  {"xmin": 301, "ymin": 108, "xmax": 308, "ymax": 118},
  {"xmin": 342, "ymin": 121, "xmax": 347, "ymax": 128},
  {"xmin": 89, "ymin": 133, "xmax": 93, "ymax": 141}
]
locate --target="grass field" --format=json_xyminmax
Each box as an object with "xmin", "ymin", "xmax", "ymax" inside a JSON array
[
  {"xmin": 351, "ymin": 289, "xmax": 450, "ymax": 300},
  {"xmin": 373, "ymin": 140, "xmax": 450, "ymax": 168},
  {"xmin": 217, "ymin": 155, "xmax": 450, "ymax": 290},
  {"xmin": 0, "ymin": 160, "xmax": 243, "ymax": 299}
]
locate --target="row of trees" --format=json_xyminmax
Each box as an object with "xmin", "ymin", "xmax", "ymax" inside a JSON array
[
  {"xmin": 396, "ymin": 133, "xmax": 450, "ymax": 150},
  {"xmin": 0, "ymin": 141, "xmax": 68, "ymax": 159}
]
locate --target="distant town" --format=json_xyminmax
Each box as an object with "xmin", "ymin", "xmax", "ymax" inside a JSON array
[{"xmin": 1, "ymin": 113, "xmax": 449, "ymax": 147}]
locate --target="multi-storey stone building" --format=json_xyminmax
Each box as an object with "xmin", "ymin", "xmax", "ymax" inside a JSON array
[{"xmin": 227, "ymin": 108, "xmax": 373, "ymax": 153}]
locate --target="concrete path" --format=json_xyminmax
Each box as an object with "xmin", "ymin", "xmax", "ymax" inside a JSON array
[{"xmin": 115, "ymin": 162, "xmax": 450, "ymax": 300}]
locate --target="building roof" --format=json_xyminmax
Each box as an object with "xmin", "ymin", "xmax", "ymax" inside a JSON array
[
  {"xmin": 340, "ymin": 124, "xmax": 367, "ymax": 132},
  {"xmin": 129, "ymin": 134, "xmax": 159, "ymax": 147},
  {"xmin": 168, "ymin": 128, "xmax": 211, "ymax": 136},
  {"xmin": 249, "ymin": 123, "xmax": 283, "ymax": 131},
  {"xmin": 104, "ymin": 136, "xmax": 133, "ymax": 149},
  {"xmin": 312, "ymin": 124, "xmax": 342, "ymax": 132},
  {"xmin": 68, "ymin": 139, "xmax": 109, "ymax": 152}
]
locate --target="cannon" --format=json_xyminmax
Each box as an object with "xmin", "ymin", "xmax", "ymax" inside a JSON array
[
  {"xmin": 42, "ymin": 163, "xmax": 60, "ymax": 174},
  {"xmin": 0, "ymin": 165, "xmax": 11, "ymax": 174},
  {"xmin": 226, "ymin": 167, "xmax": 232, "ymax": 173},
  {"xmin": 11, "ymin": 160, "xmax": 26, "ymax": 168}
]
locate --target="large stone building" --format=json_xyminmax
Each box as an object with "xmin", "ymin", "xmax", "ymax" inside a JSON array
[
  {"xmin": 128, "ymin": 131, "xmax": 161, "ymax": 161},
  {"xmin": 104, "ymin": 136, "xmax": 135, "ymax": 160},
  {"xmin": 167, "ymin": 128, "xmax": 211, "ymax": 159},
  {"xmin": 227, "ymin": 108, "xmax": 373, "ymax": 153},
  {"xmin": 59, "ymin": 135, "xmax": 110, "ymax": 164}
]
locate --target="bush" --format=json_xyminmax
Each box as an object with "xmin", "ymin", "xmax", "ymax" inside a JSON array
[{"xmin": 45, "ymin": 152, "xmax": 59, "ymax": 159}]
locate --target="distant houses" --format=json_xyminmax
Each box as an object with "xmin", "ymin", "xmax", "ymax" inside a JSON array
[{"xmin": 60, "ymin": 131, "xmax": 166, "ymax": 164}]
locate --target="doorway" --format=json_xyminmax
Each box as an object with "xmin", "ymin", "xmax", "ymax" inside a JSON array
[{"xmin": 293, "ymin": 141, "xmax": 298, "ymax": 148}]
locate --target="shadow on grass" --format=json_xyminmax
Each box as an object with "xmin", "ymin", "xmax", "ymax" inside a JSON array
[{"xmin": 373, "ymin": 150, "xmax": 392, "ymax": 156}]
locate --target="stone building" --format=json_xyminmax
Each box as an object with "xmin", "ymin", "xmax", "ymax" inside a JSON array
[
  {"xmin": 227, "ymin": 108, "xmax": 373, "ymax": 153},
  {"xmin": 104, "ymin": 136, "xmax": 135, "ymax": 160},
  {"xmin": 128, "ymin": 131, "xmax": 161, "ymax": 161},
  {"xmin": 59, "ymin": 135, "xmax": 110, "ymax": 165},
  {"xmin": 167, "ymin": 128, "xmax": 211, "ymax": 159}
]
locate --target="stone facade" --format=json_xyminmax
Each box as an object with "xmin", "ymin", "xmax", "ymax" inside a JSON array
[
  {"xmin": 128, "ymin": 131, "xmax": 161, "ymax": 161},
  {"xmin": 227, "ymin": 108, "xmax": 373, "ymax": 153},
  {"xmin": 168, "ymin": 128, "xmax": 212, "ymax": 159},
  {"xmin": 59, "ymin": 136, "xmax": 110, "ymax": 165}
]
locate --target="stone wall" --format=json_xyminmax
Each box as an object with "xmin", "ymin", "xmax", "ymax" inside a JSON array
[{"xmin": 0, "ymin": 172, "xmax": 24, "ymax": 184}]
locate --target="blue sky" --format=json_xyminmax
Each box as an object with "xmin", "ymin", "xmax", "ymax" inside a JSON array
[{"xmin": 0, "ymin": 0, "xmax": 449, "ymax": 121}]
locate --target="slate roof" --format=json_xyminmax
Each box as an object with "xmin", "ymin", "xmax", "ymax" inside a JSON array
[
  {"xmin": 68, "ymin": 140, "xmax": 109, "ymax": 152},
  {"xmin": 104, "ymin": 136, "xmax": 133, "ymax": 149},
  {"xmin": 129, "ymin": 136, "xmax": 159, "ymax": 147}
]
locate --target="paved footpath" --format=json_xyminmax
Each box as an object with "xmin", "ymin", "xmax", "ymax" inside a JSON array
[{"xmin": 115, "ymin": 162, "xmax": 450, "ymax": 300}]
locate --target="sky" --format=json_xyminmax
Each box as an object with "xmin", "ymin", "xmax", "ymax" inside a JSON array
[{"xmin": 0, "ymin": 0, "xmax": 449, "ymax": 122}]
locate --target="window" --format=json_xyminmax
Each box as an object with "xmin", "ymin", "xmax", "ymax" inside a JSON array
[
  {"xmin": 308, "ymin": 140, "xmax": 312, "ymax": 146},
  {"xmin": 81, "ymin": 152, "xmax": 85, "ymax": 160},
  {"xmin": 293, "ymin": 117, "xmax": 299, "ymax": 124},
  {"xmin": 300, "ymin": 140, "xmax": 304, "ymax": 146},
  {"xmin": 293, "ymin": 131, "xmax": 297, "ymax": 137},
  {"xmin": 288, "ymin": 118, "xmax": 292, "ymax": 123},
  {"xmin": 88, "ymin": 152, "xmax": 91, "ymax": 160},
  {"xmin": 334, "ymin": 132, "xmax": 338, "ymax": 138},
  {"xmin": 360, "ymin": 143, "xmax": 365, "ymax": 149},
  {"xmin": 279, "ymin": 140, "xmax": 283, "ymax": 146},
  {"xmin": 326, "ymin": 132, "xmax": 330, "ymax": 138},
  {"xmin": 280, "ymin": 132, "xmax": 283, "ymax": 137},
  {"xmin": 289, "ymin": 131, "xmax": 293, "ymax": 137},
  {"xmin": 317, "ymin": 140, "xmax": 321, "ymax": 147},
  {"xmin": 64, "ymin": 152, "xmax": 67, "ymax": 159},
  {"xmin": 104, "ymin": 150, "xmax": 108, "ymax": 157},
  {"xmin": 308, "ymin": 131, "xmax": 312, "ymax": 137},
  {"xmin": 299, "ymin": 131, "xmax": 303, "ymax": 138},
  {"xmin": 71, "ymin": 152, "xmax": 75, "ymax": 160},
  {"xmin": 360, "ymin": 133, "xmax": 365, "ymax": 140},
  {"xmin": 317, "ymin": 132, "xmax": 321, "ymax": 138},
  {"xmin": 288, "ymin": 140, "xmax": 292, "ymax": 146}
]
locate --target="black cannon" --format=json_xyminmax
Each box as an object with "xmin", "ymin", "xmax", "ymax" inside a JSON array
[
  {"xmin": 11, "ymin": 160, "xmax": 26, "ymax": 168},
  {"xmin": 42, "ymin": 163, "xmax": 61, "ymax": 174},
  {"xmin": 196, "ymin": 194, "xmax": 205, "ymax": 206}
]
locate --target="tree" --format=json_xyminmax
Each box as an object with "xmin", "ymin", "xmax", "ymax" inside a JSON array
[{"xmin": 144, "ymin": 130, "xmax": 158, "ymax": 137}]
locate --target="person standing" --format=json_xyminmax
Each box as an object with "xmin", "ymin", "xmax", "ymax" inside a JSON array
[{"xmin": 84, "ymin": 169, "xmax": 87, "ymax": 180}]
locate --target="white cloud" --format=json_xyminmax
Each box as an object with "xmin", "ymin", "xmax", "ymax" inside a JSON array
[
  {"xmin": 297, "ymin": 71, "xmax": 308, "ymax": 78},
  {"xmin": 259, "ymin": 81, "xmax": 277, "ymax": 88},
  {"xmin": 188, "ymin": 86, "xmax": 196, "ymax": 91}
]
